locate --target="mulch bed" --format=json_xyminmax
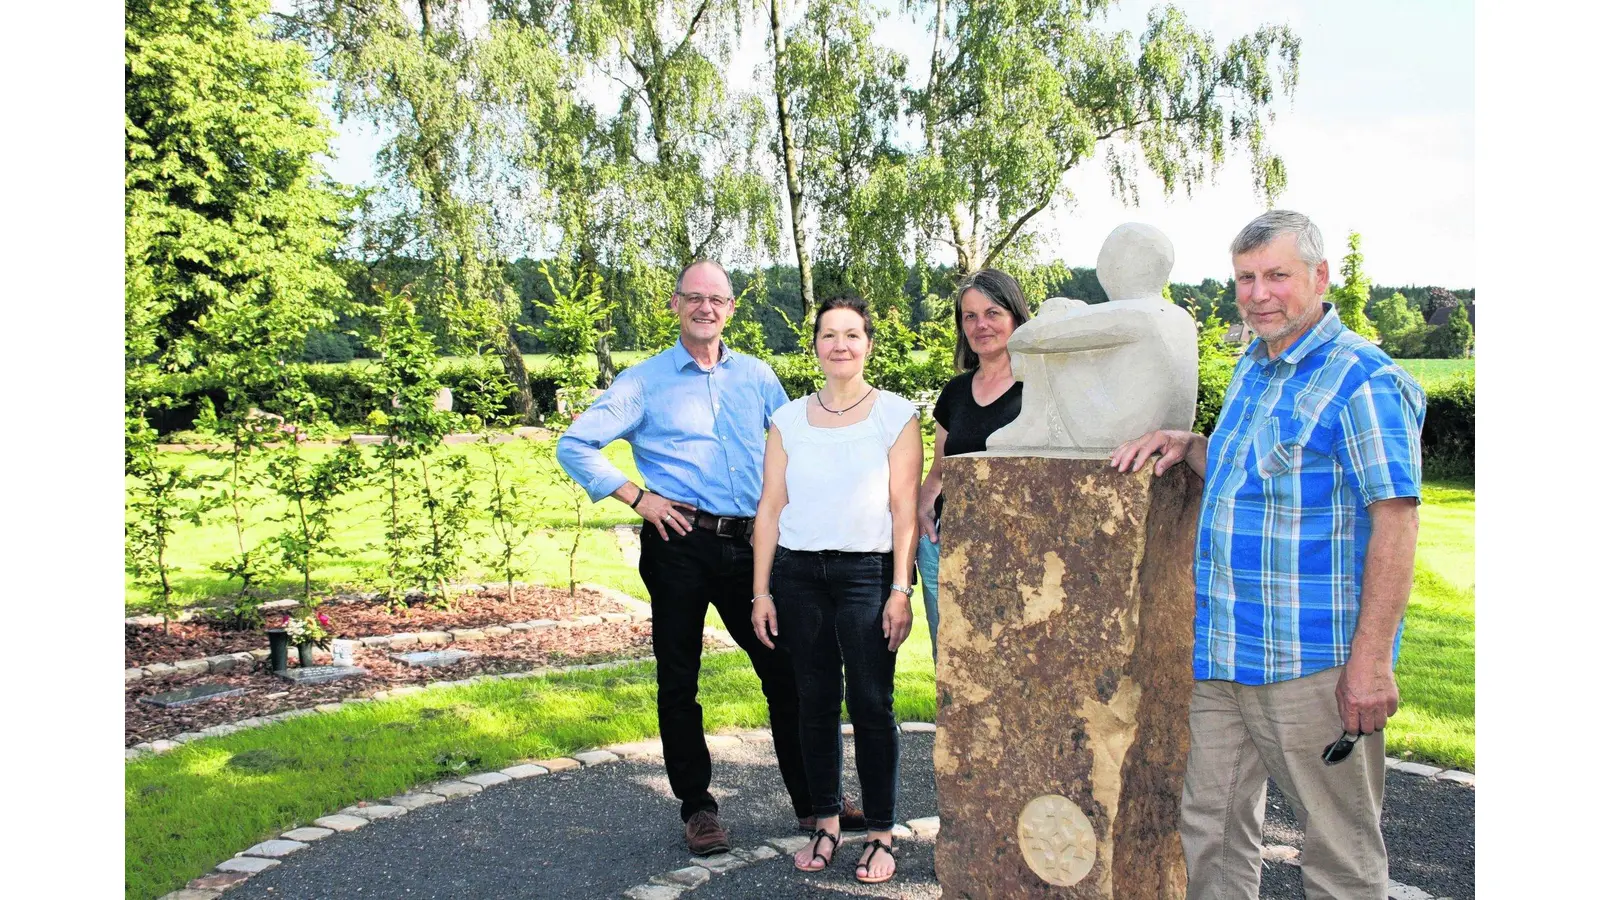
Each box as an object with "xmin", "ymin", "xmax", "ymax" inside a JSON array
[
  {"xmin": 125, "ymin": 621, "xmax": 715, "ymax": 747},
  {"xmin": 126, "ymin": 584, "xmax": 630, "ymax": 668}
]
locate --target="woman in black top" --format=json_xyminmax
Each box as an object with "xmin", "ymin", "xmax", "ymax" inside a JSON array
[{"xmin": 915, "ymin": 269, "xmax": 1032, "ymax": 658}]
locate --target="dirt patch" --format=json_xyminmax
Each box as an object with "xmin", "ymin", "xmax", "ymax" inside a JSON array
[
  {"xmin": 126, "ymin": 621, "xmax": 712, "ymax": 747},
  {"xmin": 127, "ymin": 584, "xmax": 631, "ymax": 668}
]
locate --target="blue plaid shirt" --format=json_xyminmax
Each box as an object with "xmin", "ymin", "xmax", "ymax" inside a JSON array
[
  {"xmin": 556, "ymin": 339, "xmax": 789, "ymax": 517},
  {"xmin": 1195, "ymin": 304, "xmax": 1426, "ymax": 684}
]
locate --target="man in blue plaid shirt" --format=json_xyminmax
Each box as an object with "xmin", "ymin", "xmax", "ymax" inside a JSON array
[{"xmin": 1112, "ymin": 210, "xmax": 1425, "ymax": 900}]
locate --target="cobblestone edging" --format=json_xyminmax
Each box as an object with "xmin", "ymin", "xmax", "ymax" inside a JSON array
[{"xmin": 124, "ymin": 584, "xmax": 680, "ymax": 687}]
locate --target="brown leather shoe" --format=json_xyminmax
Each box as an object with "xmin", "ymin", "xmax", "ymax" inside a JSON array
[
  {"xmin": 797, "ymin": 795, "xmax": 869, "ymax": 832},
  {"xmin": 685, "ymin": 809, "xmax": 731, "ymax": 855}
]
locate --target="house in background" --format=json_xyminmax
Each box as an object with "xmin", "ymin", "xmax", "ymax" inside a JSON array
[
  {"xmin": 1426, "ymin": 303, "xmax": 1475, "ymax": 329},
  {"xmin": 1224, "ymin": 321, "xmax": 1255, "ymax": 346}
]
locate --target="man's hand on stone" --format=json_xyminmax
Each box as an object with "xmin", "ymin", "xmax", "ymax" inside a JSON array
[
  {"xmin": 882, "ymin": 591, "xmax": 913, "ymax": 651},
  {"xmin": 1336, "ymin": 656, "xmax": 1400, "ymax": 734},
  {"xmin": 1109, "ymin": 430, "xmax": 1203, "ymax": 477},
  {"xmin": 637, "ymin": 492, "xmax": 694, "ymax": 541}
]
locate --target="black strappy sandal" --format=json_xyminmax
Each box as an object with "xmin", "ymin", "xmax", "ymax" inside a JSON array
[
  {"xmin": 855, "ymin": 837, "xmax": 897, "ymax": 884},
  {"xmin": 795, "ymin": 828, "xmax": 839, "ymax": 872}
]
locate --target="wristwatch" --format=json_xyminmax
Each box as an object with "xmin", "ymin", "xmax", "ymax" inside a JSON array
[{"xmin": 889, "ymin": 583, "xmax": 912, "ymax": 596}]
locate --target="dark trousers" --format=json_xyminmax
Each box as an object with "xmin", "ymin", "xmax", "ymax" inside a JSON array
[
  {"xmin": 771, "ymin": 547, "xmax": 900, "ymax": 830},
  {"xmin": 639, "ymin": 526, "xmax": 812, "ymax": 822}
]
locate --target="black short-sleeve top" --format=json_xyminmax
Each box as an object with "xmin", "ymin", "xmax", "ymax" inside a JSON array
[{"xmin": 931, "ymin": 371, "xmax": 1024, "ymax": 524}]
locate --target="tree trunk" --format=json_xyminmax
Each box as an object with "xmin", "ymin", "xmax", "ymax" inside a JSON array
[
  {"xmin": 769, "ymin": 0, "xmax": 815, "ymax": 326},
  {"xmin": 491, "ymin": 279, "xmax": 537, "ymax": 423},
  {"xmin": 581, "ymin": 244, "xmax": 617, "ymax": 387}
]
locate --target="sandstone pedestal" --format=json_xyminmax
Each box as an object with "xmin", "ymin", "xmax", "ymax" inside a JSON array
[{"xmin": 933, "ymin": 456, "xmax": 1201, "ymax": 899}]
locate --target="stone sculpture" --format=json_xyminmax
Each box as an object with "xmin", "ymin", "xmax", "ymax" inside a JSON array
[{"xmin": 986, "ymin": 223, "xmax": 1198, "ymax": 456}]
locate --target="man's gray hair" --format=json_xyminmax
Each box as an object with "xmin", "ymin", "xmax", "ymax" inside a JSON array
[
  {"xmin": 1229, "ymin": 210, "xmax": 1324, "ymax": 269},
  {"xmin": 674, "ymin": 259, "xmax": 732, "ymax": 295}
]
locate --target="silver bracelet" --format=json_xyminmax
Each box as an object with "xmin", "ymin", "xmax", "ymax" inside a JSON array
[
  {"xmin": 889, "ymin": 583, "xmax": 912, "ymax": 596},
  {"xmin": 751, "ymin": 593, "xmax": 773, "ymax": 604}
]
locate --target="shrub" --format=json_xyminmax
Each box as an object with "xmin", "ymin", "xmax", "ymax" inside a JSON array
[
  {"xmin": 141, "ymin": 360, "xmax": 566, "ymax": 434},
  {"xmin": 1421, "ymin": 369, "xmax": 1473, "ymax": 478}
]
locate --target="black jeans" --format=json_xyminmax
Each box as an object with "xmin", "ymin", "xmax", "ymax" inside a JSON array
[
  {"xmin": 772, "ymin": 547, "xmax": 900, "ymax": 830},
  {"xmin": 638, "ymin": 526, "xmax": 811, "ymax": 822}
]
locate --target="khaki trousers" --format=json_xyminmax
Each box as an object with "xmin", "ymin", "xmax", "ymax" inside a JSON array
[{"xmin": 1180, "ymin": 666, "xmax": 1388, "ymax": 900}]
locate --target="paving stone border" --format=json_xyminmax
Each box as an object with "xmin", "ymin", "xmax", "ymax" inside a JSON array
[
  {"xmin": 149, "ymin": 720, "xmax": 1471, "ymax": 900},
  {"xmin": 125, "ymin": 583, "xmax": 690, "ymax": 686}
]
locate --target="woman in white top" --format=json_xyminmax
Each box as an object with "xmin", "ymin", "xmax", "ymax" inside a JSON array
[{"xmin": 750, "ymin": 294, "xmax": 922, "ymax": 886}]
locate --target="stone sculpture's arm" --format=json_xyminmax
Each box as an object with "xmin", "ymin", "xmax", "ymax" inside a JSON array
[{"xmin": 1005, "ymin": 307, "xmax": 1148, "ymax": 355}]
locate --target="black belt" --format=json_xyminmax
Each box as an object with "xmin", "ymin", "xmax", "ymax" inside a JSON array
[{"xmin": 691, "ymin": 511, "xmax": 752, "ymax": 540}]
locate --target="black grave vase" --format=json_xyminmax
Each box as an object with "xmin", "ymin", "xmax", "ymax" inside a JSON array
[
  {"xmin": 298, "ymin": 643, "xmax": 316, "ymax": 667},
  {"xmin": 267, "ymin": 629, "xmax": 289, "ymax": 674}
]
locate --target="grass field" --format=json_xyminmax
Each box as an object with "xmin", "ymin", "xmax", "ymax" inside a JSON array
[{"xmin": 1396, "ymin": 357, "xmax": 1474, "ymax": 388}]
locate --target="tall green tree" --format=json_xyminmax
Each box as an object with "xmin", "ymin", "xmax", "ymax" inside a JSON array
[
  {"xmin": 910, "ymin": 0, "xmax": 1299, "ymax": 275},
  {"xmin": 1328, "ymin": 230, "xmax": 1378, "ymax": 340},
  {"xmin": 496, "ymin": 0, "xmax": 782, "ymax": 365},
  {"xmin": 1372, "ymin": 290, "xmax": 1423, "ymax": 344},
  {"xmin": 281, "ymin": 0, "xmax": 565, "ymax": 422},
  {"xmin": 127, "ymin": 0, "xmax": 349, "ymax": 403},
  {"xmin": 766, "ymin": 0, "xmax": 910, "ymax": 322}
]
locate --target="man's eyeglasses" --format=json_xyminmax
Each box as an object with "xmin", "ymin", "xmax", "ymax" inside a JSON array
[
  {"xmin": 1322, "ymin": 732, "xmax": 1361, "ymax": 766},
  {"xmin": 676, "ymin": 292, "xmax": 733, "ymax": 310}
]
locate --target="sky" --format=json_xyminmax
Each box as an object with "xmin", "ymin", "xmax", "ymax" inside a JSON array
[{"xmin": 322, "ymin": 0, "xmax": 1474, "ymax": 289}]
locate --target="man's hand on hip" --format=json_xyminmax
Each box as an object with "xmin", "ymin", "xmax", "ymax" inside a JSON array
[
  {"xmin": 1335, "ymin": 653, "xmax": 1400, "ymax": 734},
  {"xmin": 638, "ymin": 492, "xmax": 694, "ymax": 541}
]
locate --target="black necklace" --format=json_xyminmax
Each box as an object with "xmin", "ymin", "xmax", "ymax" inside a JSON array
[{"xmin": 817, "ymin": 387, "xmax": 875, "ymax": 416}]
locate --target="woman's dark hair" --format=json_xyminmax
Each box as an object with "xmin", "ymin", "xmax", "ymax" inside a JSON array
[
  {"xmin": 812, "ymin": 294, "xmax": 874, "ymax": 345},
  {"xmin": 952, "ymin": 269, "xmax": 1031, "ymax": 372}
]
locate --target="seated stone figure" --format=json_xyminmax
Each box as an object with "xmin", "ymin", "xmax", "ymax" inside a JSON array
[{"xmin": 987, "ymin": 223, "xmax": 1198, "ymax": 456}]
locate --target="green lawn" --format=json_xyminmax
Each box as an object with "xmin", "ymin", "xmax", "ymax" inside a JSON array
[
  {"xmin": 1386, "ymin": 479, "xmax": 1475, "ymax": 769},
  {"xmin": 1397, "ymin": 357, "xmax": 1474, "ymax": 389}
]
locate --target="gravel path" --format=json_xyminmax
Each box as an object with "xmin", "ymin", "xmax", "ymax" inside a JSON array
[{"xmin": 222, "ymin": 731, "xmax": 1470, "ymax": 899}]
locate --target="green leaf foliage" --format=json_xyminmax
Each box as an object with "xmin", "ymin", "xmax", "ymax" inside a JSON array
[
  {"xmin": 911, "ymin": 0, "xmax": 1299, "ymax": 274},
  {"xmin": 126, "ymin": 0, "xmax": 350, "ymax": 405},
  {"xmin": 1327, "ymin": 231, "xmax": 1378, "ymax": 340}
]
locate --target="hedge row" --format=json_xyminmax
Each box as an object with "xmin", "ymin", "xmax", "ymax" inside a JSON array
[
  {"xmin": 139, "ymin": 355, "xmax": 1472, "ymax": 479},
  {"xmin": 139, "ymin": 359, "xmax": 554, "ymax": 434},
  {"xmin": 1420, "ymin": 369, "xmax": 1474, "ymax": 478}
]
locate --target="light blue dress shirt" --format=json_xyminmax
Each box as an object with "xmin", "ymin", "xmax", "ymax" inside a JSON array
[{"xmin": 555, "ymin": 340, "xmax": 790, "ymax": 517}]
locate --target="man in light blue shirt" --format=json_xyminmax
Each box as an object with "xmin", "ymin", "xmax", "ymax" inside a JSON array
[
  {"xmin": 1112, "ymin": 211, "xmax": 1424, "ymax": 900},
  {"xmin": 558, "ymin": 260, "xmax": 842, "ymax": 855}
]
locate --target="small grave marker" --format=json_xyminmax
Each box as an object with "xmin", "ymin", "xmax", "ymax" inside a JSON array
[
  {"xmin": 389, "ymin": 649, "xmax": 475, "ymax": 667},
  {"xmin": 277, "ymin": 665, "xmax": 368, "ymax": 685},
  {"xmin": 138, "ymin": 683, "xmax": 248, "ymax": 708}
]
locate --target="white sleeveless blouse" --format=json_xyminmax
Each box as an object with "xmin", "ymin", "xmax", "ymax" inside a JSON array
[{"xmin": 772, "ymin": 390, "xmax": 918, "ymax": 552}]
